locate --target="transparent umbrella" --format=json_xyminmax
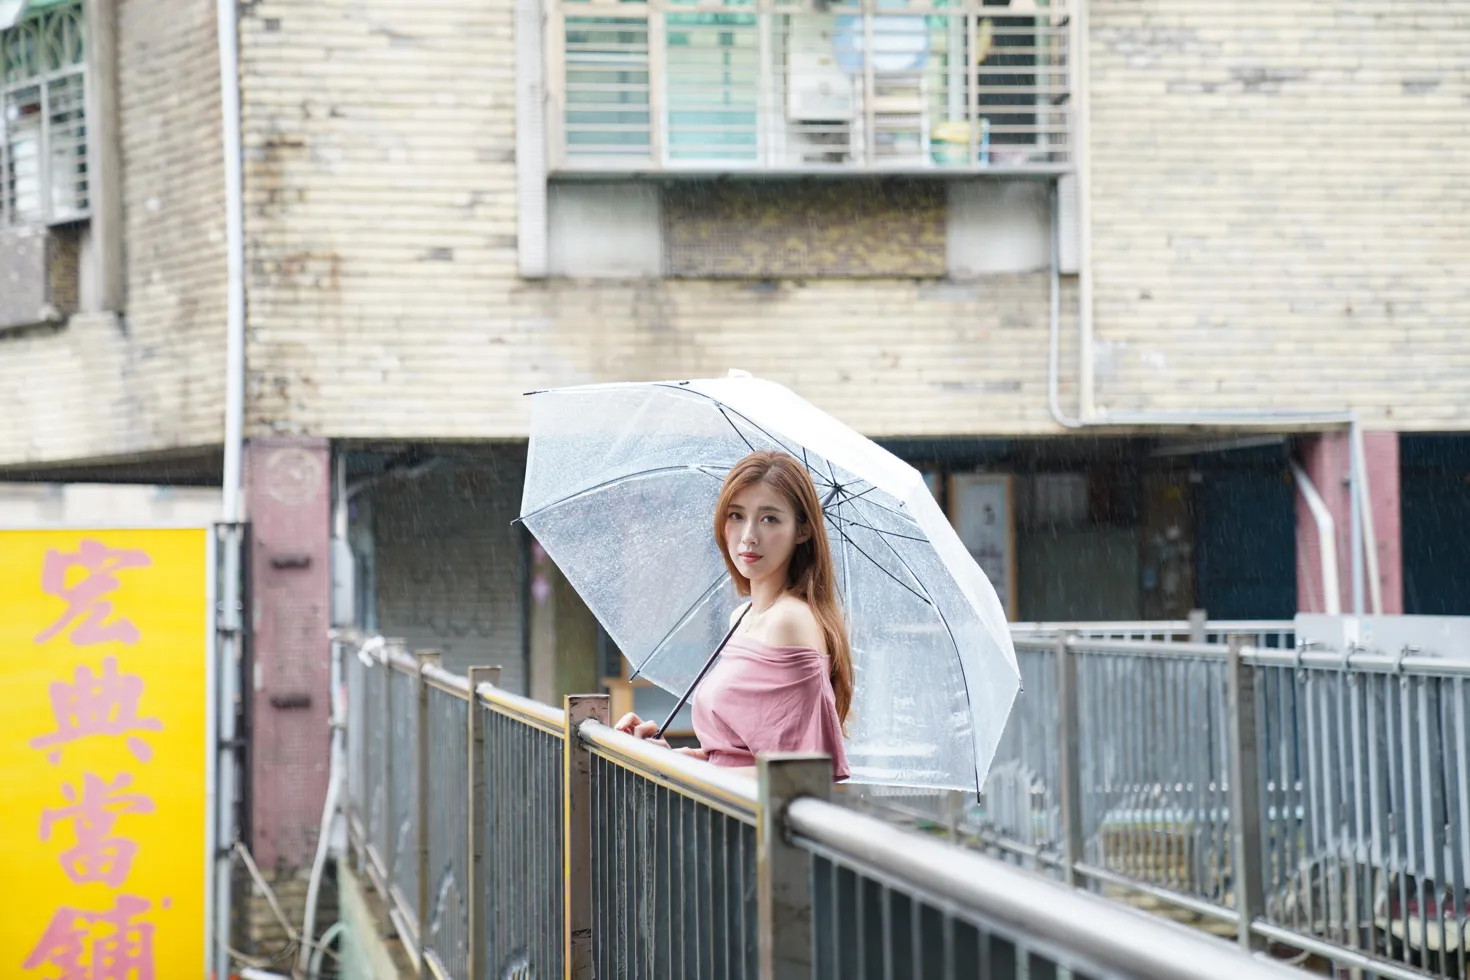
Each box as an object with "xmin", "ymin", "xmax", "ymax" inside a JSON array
[{"xmin": 519, "ymin": 374, "xmax": 1019, "ymax": 791}]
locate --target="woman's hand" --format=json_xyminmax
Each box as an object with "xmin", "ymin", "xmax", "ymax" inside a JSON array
[
  {"xmin": 613, "ymin": 712, "xmax": 669, "ymax": 748},
  {"xmin": 673, "ymin": 747, "xmax": 708, "ymax": 761}
]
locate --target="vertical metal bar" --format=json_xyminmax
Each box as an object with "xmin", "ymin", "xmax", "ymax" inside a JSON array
[
  {"xmin": 1227, "ymin": 637, "xmax": 1266, "ymax": 950},
  {"xmin": 647, "ymin": 8, "xmax": 666, "ymax": 165},
  {"xmin": 757, "ymin": 754, "xmax": 833, "ymax": 979},
  {"xmin": 1416, "ymin": 677, "xmax": 1445, "ymax": 977},
  {"xmin": 966, "ymin": 12, "xmax": 978, "ymax": 167},
  {"xmin": 1055, "ymin": 633, "xmax": 1084, "ymax": 888},
  {"xmin": 861, "ymin": 0, "xmax": 875, "ymax": 164},
  {"xmin": 1452, "ymin": 677, "xmax": 1470, "ymax": 980},
  {"xmin": 563, "ymin": 695, "xmax": 610, "ymax": 979},
  {"xmin": 414, "ymin": 652, "xmax": 440, "ymax": 976},
  {"xmin": 381, "ymin": 641, "xmax": 398, "ymax": 934},
  {"xmin": 466, "ymin": 668, "xmax": 496, "ymax": 980}
]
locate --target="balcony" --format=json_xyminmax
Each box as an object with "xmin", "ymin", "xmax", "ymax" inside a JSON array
[{"xmin": 546, "ymin": 0, "xmax": 1073, "ymax": 177}]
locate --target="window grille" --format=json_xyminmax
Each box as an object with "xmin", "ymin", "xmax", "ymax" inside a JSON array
[
  {"xmin": 549, "ymin": 0, "xmax": 1071, "ymax": 176},
  {"xmin": 0, "ymin": 0, "xmax": 88, "ymax": 227}
]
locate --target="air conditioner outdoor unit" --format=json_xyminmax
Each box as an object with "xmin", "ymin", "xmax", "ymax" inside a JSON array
[{"xmin": 786, "ymin": 16, "xmax": 855, "ymax": 122}]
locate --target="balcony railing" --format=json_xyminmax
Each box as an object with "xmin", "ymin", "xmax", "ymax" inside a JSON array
[{"xmin": 546, "ymin": 0, "xmax": 1073, "ymax": 175}]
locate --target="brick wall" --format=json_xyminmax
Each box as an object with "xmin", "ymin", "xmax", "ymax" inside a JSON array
[
  {"xmin": 236, "ymin": 0, "xmax": 1080, "ymax": 442},
  {"xmin": 1088, "ymin": 1, "xmax": 1470, "ymax": 427},
  {"xmin": 234, "ymin": 0, "xmax": 1468, "ymax": 444},
  {"xmin": 0, "ymin": 0, "xmax": 226, "ymax": 466},
  {"xmin": 5, "ymin": 0, "xmax": 1469, "ymax": 468}
]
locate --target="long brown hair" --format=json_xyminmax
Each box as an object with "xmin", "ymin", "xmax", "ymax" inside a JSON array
[{"xmin": 713, "ymin": 451, "xmax": 853, "ymax": 724}]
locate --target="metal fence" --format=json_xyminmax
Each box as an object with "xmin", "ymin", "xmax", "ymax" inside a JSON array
[
  {"xmin": 341, "ymin": 633, "xmax": 1308, "ymax": 980},
  {"xmin": 1010, "ymin": 616, "xmax": 1296, "ymax": 649},
  {"xmin": 886, "ymin": 633, "xmax": 1470, "ymax": 980}
]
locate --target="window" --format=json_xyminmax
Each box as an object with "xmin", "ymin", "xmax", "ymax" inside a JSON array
[
  {"xmin": 547, "ymin": 0, "xmax": 1072, "ymax": 175},
  {"xmin": 0, "ymin": 0, "xmax": 88, "ymax": 227}
]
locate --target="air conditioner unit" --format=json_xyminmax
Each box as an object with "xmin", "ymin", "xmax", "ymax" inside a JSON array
[{"xmin": 786, "ymin": 16, "xmax": 855, "ymax": 122}]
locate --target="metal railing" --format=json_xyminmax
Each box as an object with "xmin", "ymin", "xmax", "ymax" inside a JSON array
[
  {"xmin": 546, "ymin": 0, "xmax": 1074, "ymax": 176},
  {"xmin": 341, "ymin": 633, "xmax": 1309, "ymax": 980},
  {"xmin": 1010, "ymin": 616, "xmax": 1296, "ymax": 649},
  {"xmin": 881, "ymin": 633, "xmax": 1470, "ymax": 980}
]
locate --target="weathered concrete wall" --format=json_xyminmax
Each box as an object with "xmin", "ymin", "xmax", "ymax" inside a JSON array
[
  {"xmin": 0, "ymin": 0, "xmax": 226, "ymax": 466},
  {"xmin": 1088, "ymin": 2, "xmax": 1470, "ymax": 427},
  {"xmin": 236, "ymin": 0, "xmax": 1080, "ymax": 441}
]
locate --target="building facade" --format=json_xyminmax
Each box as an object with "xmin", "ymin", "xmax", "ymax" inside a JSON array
[{"xmin": 1, "ymin": 0, "xmax": 1467, "ymax": 943}]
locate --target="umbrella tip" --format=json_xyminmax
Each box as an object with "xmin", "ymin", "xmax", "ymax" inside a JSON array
[{"xmin": 726, "ymin": 368, "xmax": 752, "ymax": 378}]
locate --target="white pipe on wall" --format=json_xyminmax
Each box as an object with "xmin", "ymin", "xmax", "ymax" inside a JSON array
[
  {"xmin": 215, "ymin": 0, "xmax": 245, "ymax": 977},
  {"xmin": 1289, "ymin": 460, "xmax": 1342, "ymax": 615}
]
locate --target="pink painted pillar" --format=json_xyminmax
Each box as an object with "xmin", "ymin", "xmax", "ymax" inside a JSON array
[
  {"xmin": 245, "ymin": 437, "xmax": 333, "ymax": 870},
  {"xmin": 1295, "ymin": 431, "xmax": 1402, "ymax": 615}
]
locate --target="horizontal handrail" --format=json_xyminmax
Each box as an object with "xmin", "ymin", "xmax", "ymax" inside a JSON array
[
  {"xmin": 1243, "ymin": 645, "xmax": 1470, "ymax": 676},
  {"xmin": 577, "ymin": 719, "xmax": 759, "ymax": 821},
  {"xmin": 387, "ymin": 648, "xmax": 420, "ymax": 674},
  {"xmin": 474, "ymin": 681, "xmax": 566, "ymax": 736},
  {"xmin": 422, "ymin": 663, "xmax": 471, "ymax": 698},
  {"xmin": 786, "ymin": 797, "xmax": 1304, "ymax": 980},
  {"xmin": 1013, "ymin": 636, "xmax": 1229, "ymax": 660},
  {"xmin": 1011, "ymin": 619, "xmax": 1294, "ymax": 634}
]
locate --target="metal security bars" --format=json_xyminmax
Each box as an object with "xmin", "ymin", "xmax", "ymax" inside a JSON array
[
  {"xmin": 0, "ymin": 0, "xmax": 88, "ymax": 226},
  {"xmin": 882, "ymin": 633, "xmax": 1470, "ymax": 980},
  {"xmin": 341, "ymin": 632, "xmax": 1313, "ymax": 980},
  {"xmin": 547, "ymin": 0, "xmax": 1073, "ymax": 175}
]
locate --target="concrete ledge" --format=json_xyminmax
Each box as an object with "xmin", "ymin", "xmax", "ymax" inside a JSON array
[{"xmin": 336, "ymin": 859, "xmax": 414, "ymax": 980}]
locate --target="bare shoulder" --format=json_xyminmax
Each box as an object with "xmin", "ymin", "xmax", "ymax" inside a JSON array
[
  {"xmin": 765, "ymin": 598, "xmax": 827, "ymax": 655},
  {"xmin": 728, "ymin": 600, "xmax": 752, "ymax": 628}
]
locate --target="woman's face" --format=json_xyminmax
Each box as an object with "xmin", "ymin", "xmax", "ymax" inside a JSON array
[{"xmin": 724, "ymin": 482, "xmax": 809, "ymax": 585}]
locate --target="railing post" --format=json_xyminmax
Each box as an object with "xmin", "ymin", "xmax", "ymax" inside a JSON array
[
  {"xmin": 1056, "ymin": 631, "xmax": 1085, "ymax": 888},
  {"xmin": 1226, "ymin": 635, "xmax": 1266, "ymax": 951},
  {"xmin": 379, "ymin": 639, "xmax": 401, "ymax": 936},
  {"xmin": 757, "ymin": 752, "xmax": 832, "ymax": 980},
  {"xmin": 465, "ymin": 665, "xmax": 500, "ymax": 980},
  {"xmin": 1188, "ymin": 608, "xmax": 1208, "ymax": 643},
  {"xmin": 563, "ymin": 694, "xmax": 609, "ymax": 980},
  {"xmin": 414, "ymin": 649, "xmax": 441, "ymax": 977}
]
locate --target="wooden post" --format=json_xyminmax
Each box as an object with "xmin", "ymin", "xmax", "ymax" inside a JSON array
[
  {"xmin": 564, "ymin": 694, "xmax": 610, "ymax": 979},
  {"xmin": 757, "ymin": 753, "xmax": 833, "ymax": 980}
]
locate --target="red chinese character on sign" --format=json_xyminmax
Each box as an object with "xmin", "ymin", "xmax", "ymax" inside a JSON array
[
  {"xmin": 22, "ymin": 895, "xmax": 155, "ymax": 980},
  {"xmin": 30, "ymin": 658, "xmax": 163, "ymax": 765},
  {"xmin": 34, "ymin": 541, "xmax": 152, "ymax": 647},
  {"xmin": 39, "ymin": 773, "xmax": 156, "ymax": 888}
]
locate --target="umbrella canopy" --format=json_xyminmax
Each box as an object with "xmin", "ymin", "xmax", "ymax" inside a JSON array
[{"xmin": 520, "ymin": 375, "xmax": 1019, "ymax": 791}]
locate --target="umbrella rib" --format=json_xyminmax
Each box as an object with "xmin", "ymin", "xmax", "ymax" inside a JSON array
[
  {"xmin": 520, "ymin": 463, "xmax": 730, "ymax": 524},
  {"xmin": 716, "ymin": 405, "xmax": 756, "ymax": 455},
  {"xmin": 823, "ymin": 515, "xmax": 928, "ymax": 543},
  {"xmin": 866, "ymin": 528, "xmax": 984, "ymax": 794},
  {"xmin": 821, "ymin": 514, "xmax": 931, "ymax": 606},
  {"xmin": 839, "ymin": 490, "xmax": 920, "ymax": 528},
  {"xmin": 626, "ymin": 570, "xmax": 734, "ymax": 680},
  {"xmin": 653, "ymin": 384, "xmax": 818, "ymax": 478}
]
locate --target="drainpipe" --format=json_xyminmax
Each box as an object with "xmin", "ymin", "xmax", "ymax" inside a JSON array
[
  {"xmin": 1289, "ymin": 461, "xmax": 1341, "ymax": 615},
  {"xmin": 1046, "ymin": 185, "xmax": 1380, "ymax": 614},
  {"xmin": 215, "ymin": 0, "xmax": 245, "ymax": 977},
  {"xmin": 1070, "ymin": 0, "xmax": 1095, "ymax": 418}
]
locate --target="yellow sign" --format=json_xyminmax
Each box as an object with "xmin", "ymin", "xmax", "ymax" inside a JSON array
[{"xmin": 0, "ymin": 527, "xmax": 213, "ymax": 979}]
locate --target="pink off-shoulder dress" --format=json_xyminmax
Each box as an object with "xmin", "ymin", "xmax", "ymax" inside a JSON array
[{"xmin": 689, "ymin": 634, "xmax": 850, "ymax": 782}]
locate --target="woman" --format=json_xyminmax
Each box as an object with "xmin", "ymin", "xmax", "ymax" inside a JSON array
[{"xmin": 614, "ymin": 450, "xmax": 852, "ymax": 781}]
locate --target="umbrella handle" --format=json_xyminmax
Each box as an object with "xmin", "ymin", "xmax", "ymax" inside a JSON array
[{"xmin": 654, "ymin": 603, "xmax": 751, "ymax": 741}]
